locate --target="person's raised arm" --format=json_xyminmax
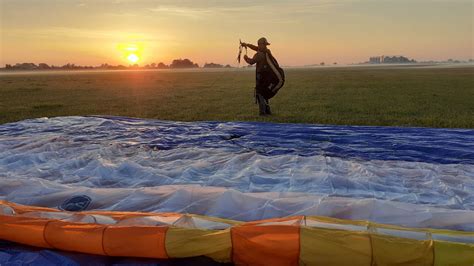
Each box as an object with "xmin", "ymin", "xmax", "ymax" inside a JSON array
[
  {"xmin": 244, "ymin": 54, "xmax": 257, "ymax": 65},
  {"xmin": 242, "ymin": 42, "xmax": 258, "ymax": 52}
]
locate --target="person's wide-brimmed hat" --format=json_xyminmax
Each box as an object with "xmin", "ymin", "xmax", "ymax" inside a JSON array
[{"xmin": 258, "ymin": 37, "xmax": 270, "ymax": 46}]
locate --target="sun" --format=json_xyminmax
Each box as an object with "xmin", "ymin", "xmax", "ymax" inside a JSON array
[
  {"xmin": 127, "ymin": 53, "xmax": 139, "ymax": 64},
  {"xmin": 117, "ymin": 42, "xmax": 143, "ymax": 64}
]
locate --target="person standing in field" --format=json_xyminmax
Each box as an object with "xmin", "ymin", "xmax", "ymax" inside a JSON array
[{"xmin": 241, "ymin": 37, "xmax": 285, "ymax": 116}]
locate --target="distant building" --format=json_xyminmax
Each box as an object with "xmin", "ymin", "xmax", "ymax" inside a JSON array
[
  {"xmin": 369, "ymin": 57, "xmax": 381, "ymax": 64},
  {"xmin": 369, "ymin": 55, "xmax": 416, "ymax": 64}
]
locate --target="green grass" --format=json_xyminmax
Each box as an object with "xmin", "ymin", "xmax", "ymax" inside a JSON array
[{"xmin": 1, "ymin": 66, "xmax": 473, "ymax": 128}]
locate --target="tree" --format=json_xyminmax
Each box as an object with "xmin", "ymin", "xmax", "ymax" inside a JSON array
[
  {"xmin": 203, "ymin": 62, "xmax": 224, "ymax": 68},
  {"xmin": 38, "ymin": 63, "xmax": 50, "ymax": 69},
  {"xmin": 170, "ymin": 58, "xmax": 199, "ymax": 68},
  {"xmin": 157, "ymin": 62, "xmax": 168, "ymax": 69}
]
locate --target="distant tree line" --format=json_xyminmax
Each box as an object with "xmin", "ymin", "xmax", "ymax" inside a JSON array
[
  {"xmin": 203, "ymin": 62, "xmax": 232, "ymax": 68},
  {"xmin": 2, "ymin": 59, "xmax": 232, "ymax": 71},
  {"xmin": 4, "ymin": 63, "xmax": 96, "ymax": 71}
]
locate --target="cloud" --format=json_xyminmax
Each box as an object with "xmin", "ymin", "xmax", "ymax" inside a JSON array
[
  {"xmin": 5, "ymin": 27, "xmax": 172, "ymax": 43},
  {"xmin": 148, "ymin": 6, "xmax": 212, "ymax": 18},
  {"xmin": 146, "ymin": 1, "xmax": 350, "ymax": 20}
]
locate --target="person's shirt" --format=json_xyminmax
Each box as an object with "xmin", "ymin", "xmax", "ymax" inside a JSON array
[{"xmin": 244, "ymin": 49, "xmax": 270, "ymax": 73}]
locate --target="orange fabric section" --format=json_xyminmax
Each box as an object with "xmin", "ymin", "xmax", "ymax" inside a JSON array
[
  {"xmin": 0, "ymin": 215, "xmax": 51, "ymax": 248},
  {"xmin": 44, "ymin": 221, "xmax": 107, "ymax": 255},
  {"xmin": 103, "ymin": 226, "xmax": 168, "ymax": 258},
  {"xmin": 231, "ymin": 225, "xmax": 300, "ymax": 266}
]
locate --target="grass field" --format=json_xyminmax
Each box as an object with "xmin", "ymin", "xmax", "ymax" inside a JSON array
[{"xmin": 1, "ymin": 65, "xmax": 473, "ymax": 128}]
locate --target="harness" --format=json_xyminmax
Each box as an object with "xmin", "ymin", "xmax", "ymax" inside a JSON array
[{"xmin": 264, "ymin": 52, "xmax": 285, "ymax": 95}]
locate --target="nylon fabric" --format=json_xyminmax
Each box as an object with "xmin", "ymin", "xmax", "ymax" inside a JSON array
[
  {"xmin": 1, "ymin": 116, "xmax": 474, "ymax": 264},
  {"xmin": 165, "ymin": 228, "xmax": 231, "ymax": 262},
  {"xmin": 1, "ymin": 201, "xmax": 473, "ymax": 265}
]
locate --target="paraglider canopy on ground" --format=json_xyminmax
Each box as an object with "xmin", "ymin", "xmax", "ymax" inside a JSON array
[{"xmin": 0, "ymin": 116, "xmax": 473, "ymax": 264}]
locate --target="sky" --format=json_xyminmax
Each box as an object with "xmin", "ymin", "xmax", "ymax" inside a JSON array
[{"xmin": 0, "ymin": 0, "xmax": 472, "ymax": 66}]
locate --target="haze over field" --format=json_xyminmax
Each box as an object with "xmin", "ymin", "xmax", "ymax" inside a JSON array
[{"xmin": 1, "ymin": 0, "xmax": 472, "ymax": 66}]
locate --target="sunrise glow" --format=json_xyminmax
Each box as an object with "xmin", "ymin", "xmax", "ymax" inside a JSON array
[
  {"xmin": 0, "ymin": 1, "xmax": 472, "ymax": 66},
  {"xmin": 127, "ymin": 54, "xmax": 139, "ymax": 64}
]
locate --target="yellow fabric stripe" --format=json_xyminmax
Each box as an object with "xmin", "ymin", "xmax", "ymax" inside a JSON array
[
  {"xmin": 306, "ymin": 215, "xmax": 474, "ymax": 240},
  {"xmin": 303, "ymin": 216, "xmax": 473, "ymax": 266},
  {"xmin": 434, "ymin": 241, "xmax": 474, "ymax": 266},
  {"xmin": 189, "ymin": 214, "xmax": 241, "ymax": 226},
  {"xmin": 165, "ymin": 227, "xmax": 232, "ymax": 263},
  {"xmin": 300, "ymin": 227, "xmax": 372, "ymax": 265},
  {"xmin": 371, "ymin": 234, "xmax": 433, "ymax": 266}
]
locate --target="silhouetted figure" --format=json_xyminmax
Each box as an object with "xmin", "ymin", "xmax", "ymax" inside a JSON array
[{"xmin": 242, "ymin": 37, "xmax": 284, "ymax": 116}]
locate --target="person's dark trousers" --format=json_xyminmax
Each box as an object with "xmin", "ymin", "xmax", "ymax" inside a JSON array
[
  {"xmin": 255, "ymin": 72, "xmax": 271, "ymax": 116},
  {"xmin": 256, "ymin": 94, "xmax": 271, "ymax": 116}
]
